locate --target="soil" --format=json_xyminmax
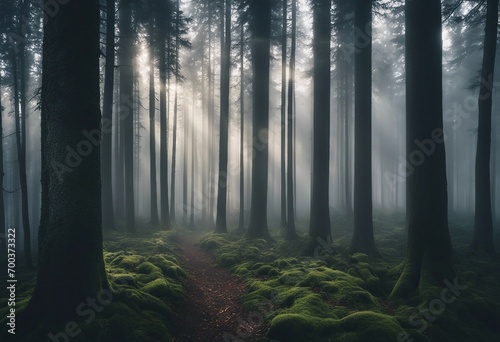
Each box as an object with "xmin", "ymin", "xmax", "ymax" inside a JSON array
[{"xmin": 172, "ymin": 235, "xmax": 267, "ymax": 342}]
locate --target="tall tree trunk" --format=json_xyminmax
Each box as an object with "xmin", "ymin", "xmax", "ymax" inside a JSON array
[
  {"xmin": 170, "ymin": 0, "xmax": 180, "ymax": 223},
  {"xmin": 246, "ymin": 0, "xmax": 272, "ymax": 239},
  {"xmin": 286, "ymin": 0, "xmax": 298, "ymax": 240},
  {"xmin": 208, "ymin": 6, "xmax": 215, "ymax": 227},
  {"xmin": 0, "ymin": 75, "xmax": 5, "ymax": 252},
  {"xmin": 470, "ymin": 0, "xmax": 498, "ymax": 255},
  {"xmin": 102, "ymin": 0, "xmax": 115, "ymax": 230},
  {"xmin": 183, "ymin": 97, "xmax": 188, "ymax": 224},
  {"xmin": 11, "ymin": 49, "xmax": 33, "ymax": 269},
  {"xmin": 238, "ymin": 22, "xmax": 245, "ymax": 231},
  {"xmin": 391, "ymin": 0, "xmax": 454, "ymax": 298},
  {"xmin": 159, "ymin": 3, "xmax": 171, "ymax": 229},
  {"xmin": 149, "ymin": 22, "xmax": 160, "ymax": 226},
  {"xmin": 280, "ymin": 0, "xmax": 287, "ymax": 230},
  {"xmin": 190, "ymin": 82, "xmax": 196, "ymax": 227},
  {"xmin": 24, "ymin": 0, "xmax": 108, "ymax": 322},
  {"xmin": 119, "ymin": 0, "xmax": 135, "ymax": 233},
  {"xmin": 215, "ymin": 0, "xmax": 231, "ymax": 234},
  {"xmin": 351, "ymin": 0, "xmax": 377, "ymax": 255},
  {"xmin": 309, "ymin": 0, "xmax": 332, "ymax": 245}
]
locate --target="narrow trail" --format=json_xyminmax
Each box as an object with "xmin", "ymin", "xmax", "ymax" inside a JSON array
[{"xmin": 172, "ymin": 235, "xmax": 267, "ymax": 342}]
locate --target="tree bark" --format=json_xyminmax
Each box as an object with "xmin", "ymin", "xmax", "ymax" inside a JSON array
[
  {"xmin": 351, "ymin": 0, "xmax": 377, "ymax": 255},
  {"xmin": 24, "ymin": 0, "xmax": 108, "ymax": 322},
  {"xmin": 238, "ymin": 22, "xmax": 245, "ymax": 231},
  {"xmin": 0, "ymin": 75, "xmax": 5, "ymax": 253},
  {"xmin": 309, "ymin": 0, "xmax": 332, "ymax": 244},
  {"xmin": 286, "ymin": 0, "xmax": 298, "ymax": 240},
  {"xmin": 149, "ymin": 20, "xmax": 160, "ymax": 226},
  {"xmin": 246, "ymin": 0, "xmax": 272, "ymax": 239},
  {"xmin": 392, "ymin": 0, "xmax": 455, "ymax": 298},
  {"xmin": 280, "ymin": 0, "xmax": 287, "ymax": 230},
  {"xmin": 170, "ymin": 0, "xmax": 180, "ymax": 223},
  {"xmin": 470, "ymin": 0, "xmax": 498, "ymax": 255},
  {"xmin": 215, "ymin": 0, "xmax": 231, "ymax": 234},
  {"xmin": 102, "ymin": 0, "xmax": 115, "ymax": 230}
]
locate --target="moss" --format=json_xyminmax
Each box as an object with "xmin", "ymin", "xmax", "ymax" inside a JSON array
[
  {"xmin": 256, "ymin": 265, "xmax": 274, "ymax": 276},
  {"xmin": 119, "ymin": 255, "xmax": 146, "ymax": 270},
  {"xmin": 268, "ymin": 314, "xmax": 336, "ymax": 341},
  {"xmin": 287, "ymin": 294, "xmax": 337, "ymax": 319}
]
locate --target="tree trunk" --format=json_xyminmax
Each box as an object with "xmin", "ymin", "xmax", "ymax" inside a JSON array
[
  {"xmin": 470, "ymin": 0, "xmax": 498, "ymax": 255},
  {"xmin": 246, "ymin": 0, "xmax": 272, "ymax": 239},
  {"xmin": 24, "ymin": 0, "xmax": 108, "ymax": 323},
  {"xmin": 215, "ymin": 0, "xmax": 231, "ymax": 234},
  {"xmin": 170, "ymin": 0, "xmax": 180, "ymax": 224},
  {"xmin": 119, "ymin": 0, "xmax": 135, "ymax": 233},
  {"xmin": 149, "ymin": 22, "xmax": 160, "ymax": 226},
  {"xmin": 286, "ymin": 0, "xmax": 298, "ymax": 241},
  {"xmin": 351, "ymin": 0, "xmax": 377, "ymax": 255},
  {"xmin": 158, "ymin": 3, "xmax": 171, "ymax": 229},
  {"xmin": 391, "ymin": 0, "xmax": 455, "ymax": 298},
  {"xmin": 309, "ymin": 0, "xmax": 332, "ymax": 244},
  {"xmin": 0, "ymin": 75, "xmax": 5, "ymax": 253},
  {"xmin": 190, "ymin": 82, "xmax": 196, "ymax": 227},
  {"xmin": 11, "ymin": 49, "xmax": 34, "ymax": 269},
  {"xmin": 280, "ymin": 0, "xmax": 287, "ymax": 230},
  {"xmin": 102, "ymin": 0, "xmax": 115, "ymax": 230},
  {"xmin": 238, "ymin": 22, "xmax": 245, "ymax": 231}
]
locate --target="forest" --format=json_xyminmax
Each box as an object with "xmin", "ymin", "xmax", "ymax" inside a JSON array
[{"xmin": 0, "ymin": 0, "xmax": 499, "ymax": 341}]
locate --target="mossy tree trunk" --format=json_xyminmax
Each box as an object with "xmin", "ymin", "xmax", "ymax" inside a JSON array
[
  {"xmin": 25, "ymin": 0, "xmax": 108, "ymax": 321},
  {"xmin": 351, "ymin": 0, "xmax": 377, "ymax": 256},
  {"xmin": 102, "ymin": 0, "xmax": 115, "ymax": 231},
  {"xmin": 391, "ymin": 0, "xmax": 455, "ymax": 298},
  {"xmin": 215, "ymin": 0, "xmax": 231, "ymax": 234},
  {"xmin": 309, "ymin": 0, "xmax": 332, "ymax": 245},
  {"xmin": 246, "ymin": 0, "xmax": 272, "ymax": 239},
  {"xmin": 470, "ymin": 0, "xmax": 498, "ymax": 255}
]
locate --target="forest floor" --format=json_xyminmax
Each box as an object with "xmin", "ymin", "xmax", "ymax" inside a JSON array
[{"xmin": 172, "ymin": 234, "xmax": 267, "ymax": 342}]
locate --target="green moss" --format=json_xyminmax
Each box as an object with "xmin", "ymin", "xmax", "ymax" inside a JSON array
[
  {"xmin": 268, "ymin": 314, "xmax": 336, "ymax": 342},
  {"xmin": 256, "ymin": 265, "xmax": 274, "ymax": 276}
]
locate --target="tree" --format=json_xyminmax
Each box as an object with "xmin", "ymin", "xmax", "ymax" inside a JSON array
[
  {"xmin": 24, "ymin": 0, "xmax": 108, "ymax": 322},
  {"xmin": 119, "ymin": 0, "xmax": 135, "ymax": 233},
  {"xmin": 470, "ymin": 0, "xmax": 498, "ymax": 255},
  {"xmin": 215, "ymin": 0, "xmax": 231, "ymax": 234},
  {"xmin": 238, "ymin": 21, "xmax": 246, "ymax": 231},
  {"xmin": 391, "ymin": 0, "xmax": 454, "ymax": 297},
  {"xmin": 158, "ymin": 0, "xmax": 171, "ymax": 229},
  {"xmin": 285, "ymin": 0, "xmax": 298, "ymax": 240},
  {"xmin": 350, "ymin": 0, "xmax": 377, "ymax": 255},
  {"xmin": 309, "ymin": 0, "xmax": 332, "ymax": 245},
  {"xmin": 10, "ymin": 0, "xmax": 33, "ymax": 269},
  {"xmin": 149, "ymin": 14, "xmax": 160, "ymax": 226},
  {"xmin": 171, "ymin": 0, "xmax": 180, "ymax": 224},
  {"xmin": 246, "ymin": 0, "xmax": 273, "ymax": 239},
  {"xmin": 0, "ymin": 73, "xmax": 5, "ymax": 252},
  {"xmin": 102, "ymin": 0, "xmax": 115, "ymax": 230},
  {"xmin": 280, "ymin": 0, "xmax": 287, "ymax": 230}
]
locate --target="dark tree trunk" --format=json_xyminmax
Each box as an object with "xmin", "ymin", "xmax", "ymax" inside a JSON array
[
  {"xmin": 309, "ymin": 0, "xmax": 332, "ymax": 244},
  {"xmin": 238, "ymin": 22, "xmax": 245, "ymax": 231},
  {"xmin": 183, "ymin": 97, "xmax": 188, "ymax": 224},
  {"xmin": 280, "ymin": 0, "xmax": 287, "ymax": 230},
  {"xmin": 158, "ymin": 3, "xmax": 171, "ymax": 229},
  {"xmin": 170, "ymin": 0, "xmax": 180, "ymax": 224},
  {"xmin": 24, "ymin": 0, "xmax": 107, "ymax": 323},
  {"xmin": 246, "ymin": 0, "xmax": 272, "ymax": 239},
  {"xmin": 286, "ymin": 0, "xmax": 298, "ymax": 241},
  {"xmin": 102, "ymin": 0, "xmax": 115, "ymax": 230},
  {"xmin": 470, "ymin": 0, "xmax": 498, "ymax": 255},
  {"xmin": 149, "ymin": 22, "xmax": 160, "ymax": 226},
  {"xmin": 0, "ymin": 75, "xmax": 5, "ymax": 252},
  {"xmin": 215, "ymin": 0, "xmax": 231, "ymax": 234},
  {"xmin": 351, "ymin": 0, "xmax": 377, "ymax": 255},
  {"xmin": 11, "ymin": 49, "xmax": 33, "ymax": 269},
  {"xmin": 119, "ymin": 0, "xmax": 135, "ymax": 233},
  {"xmin": 392, "ymin": 0, "xmax": 455, "ymax": 297}
]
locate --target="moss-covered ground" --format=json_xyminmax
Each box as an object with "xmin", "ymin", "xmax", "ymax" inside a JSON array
[
  {"xmin": 199, "ymin": 212, "xmax": 500, "ymax": 342},
  {"xmin": 0, "ymin": 229, "xmax": 186, "ymax": 342}
]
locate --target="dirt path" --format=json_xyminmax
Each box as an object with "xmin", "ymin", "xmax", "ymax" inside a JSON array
[{"xmin": 172, "ymin": 235, "xmax": 267, "ymax": 342}]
